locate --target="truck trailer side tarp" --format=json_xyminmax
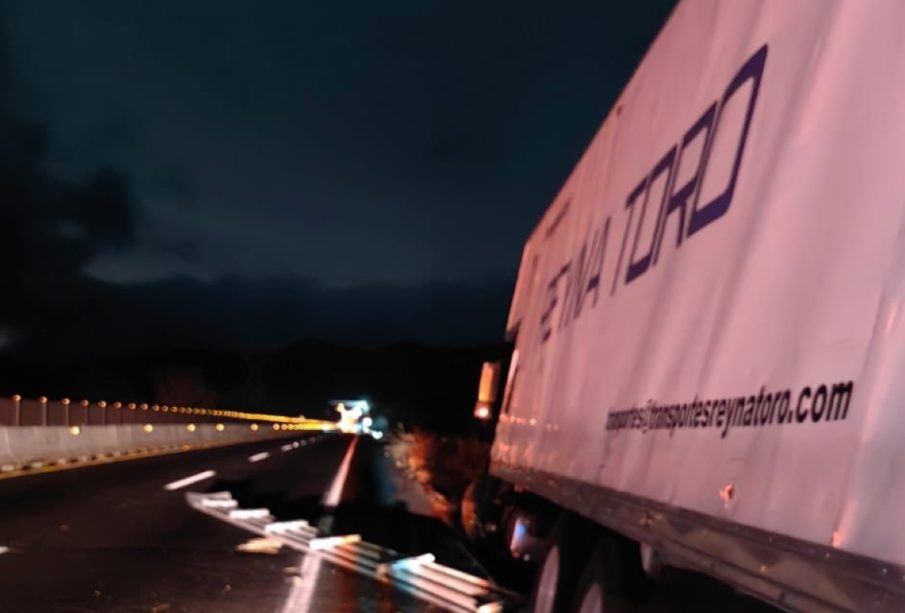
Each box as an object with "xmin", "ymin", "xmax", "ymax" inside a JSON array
[{"xmin": 492, "ymin": 0, "xmax": 905, "ymax": 577}]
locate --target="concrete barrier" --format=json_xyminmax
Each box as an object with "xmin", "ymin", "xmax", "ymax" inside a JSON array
[
  {"xmin": 0, "ymin": 397, "xmax": 338, "ymax": 434},
  {"xmin": 69, "ymin": 401, "xmax": 89, "ymax": 426},
  {"xmin": 0, "ymin": 424, "xmax": 296, "ymax": 473},
  {"xmin": 47, "ymin": 400, "xmax": 68, "ymax": 425},
  {"xmin": 0, "ymin": 398, "xmax": 16, "ymax": 425},
  {"xmin": 87, "ymin": 403, "xmax": 106, "ymax": 425},
  {"xmin": 19, "ymin": 399, "xmax": 45, "ymax": 426}
]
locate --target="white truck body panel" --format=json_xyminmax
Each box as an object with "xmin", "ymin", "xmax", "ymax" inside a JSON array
[{"xmin": 491, "ymin": 0, "xmax": 905, "ymax": 585}]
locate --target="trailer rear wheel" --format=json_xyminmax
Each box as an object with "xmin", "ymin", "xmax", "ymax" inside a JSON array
[
  {"xmin": 571, "ymin": 540, "xmax": 621, "ymax": 613},
  {"xmin": 528, "ymin": 514, "xmax": 591, "ymax": 613},
  {"xmin": 571, "ymin": 537, "xmax": 652, "ymax": 613},
  {"xmin": 575, "ymin": 582, "xmax": 605, "ymax": 613},
  {"xmin": 533, "ymin": 540, "xmax": 561, "ymax": 613}
]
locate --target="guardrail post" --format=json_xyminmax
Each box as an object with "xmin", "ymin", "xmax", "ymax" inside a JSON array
[
  {"xmin": 78, "ymin": 400, "xmax": 89, "ymax": 425},
  {"xmin": 11, "ymin": 394, "xmax": 21, "ymax": 426},
  {"xmin": 98, "ymin": 401, "xmax": 108, "ymax": 425},
  {"xmin": 62, "ymin": 398, "xmax": 71, "ymax": 426},
  {"xmin": 38, "ymin": 396, "xmax": 48, "ymax": 426}
]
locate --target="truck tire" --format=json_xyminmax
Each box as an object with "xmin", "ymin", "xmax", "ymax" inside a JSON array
[
  {"xmin": 570, "ymin": 537, "xmax": 652, "ymax": 613},
  {"xmin": 528, "ymin": 514, "xmax": 592, "ymax": 613},
  {"xmin": 461, "ymin": 480, "xmax": 480, "ymax": 541},
  {"xmin": 461, "ymin": 474, "xmax": 503, "ymax": 544}
]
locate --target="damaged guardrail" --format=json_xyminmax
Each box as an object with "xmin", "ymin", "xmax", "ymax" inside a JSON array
[{"xmin": 187, "ymin": 490, "xmax": 521, "ymax": 612}]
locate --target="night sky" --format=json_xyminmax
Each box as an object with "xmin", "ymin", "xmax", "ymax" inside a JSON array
[{"xmin": 3, "ymin": 0, "xmax": 674, "ymax": 362}]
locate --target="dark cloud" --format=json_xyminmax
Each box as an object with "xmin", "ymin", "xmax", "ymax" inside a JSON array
[
  {"xmin": 1, "ymin": 0, "xmax": 675, "ymax": 362},
  {"xmin": 0, "ymin": 121, "xmax": 134, "ymax": 335},
  {"xmin": 22, "ymin": 275, "xmax": 513, "ymax": 362},
  {"xmin": 143, "ymin": 166, "xmax": 196, "ymax": 206},
  {"xmin": 7, "ymin": 0, "xmax": 675, "ymax": 284}
]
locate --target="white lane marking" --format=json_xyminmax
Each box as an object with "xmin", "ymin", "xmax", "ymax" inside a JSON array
[
  {"xmin": 322, "ymin": 437, "xmax": 358, "ymax": 507},
  {"xmin": 281, "ymin": 444, "xmax": 293, "ymax": 452},
  {"xmin": 276, "ymin": 433, "xmax": 357, "ymax": 613},
  {"xmin": 164, "ymin": 470, "xmax": 216, "ymax": 491},
  {"xmin": 248, "ymin": 452, "xmax": 270, "ymax": 463},
  {"xmin": 281, "ymin": 551, "xmax": 323, "ymax": 613}
]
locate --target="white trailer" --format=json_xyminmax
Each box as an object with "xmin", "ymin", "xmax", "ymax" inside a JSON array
[{"xmin": 474, "ymin": 1, "xmax": 905, "ymax": 610}]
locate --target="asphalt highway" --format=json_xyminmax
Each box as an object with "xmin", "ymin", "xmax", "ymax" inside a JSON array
[
  {"xmin": 0, "ymin": 430, "xmax": 778, "ymax": 613},
  {"xmin": 0, "ymin": 433, "xmax": 457, "ymax": 612}
]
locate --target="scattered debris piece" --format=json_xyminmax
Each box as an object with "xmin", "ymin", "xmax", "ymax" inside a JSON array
[{"xmin": 236, "ymin": 536, "xmax": 283, "ymax": 555}]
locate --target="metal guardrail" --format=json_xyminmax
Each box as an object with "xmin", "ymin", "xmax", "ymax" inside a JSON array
[
  {"xmin": 0, "ymin": 395, "xmax": 336, "ymax": 430},
  {"xmin": 187, "ymin": 491, "xmax": 521, "ymax": 612}
]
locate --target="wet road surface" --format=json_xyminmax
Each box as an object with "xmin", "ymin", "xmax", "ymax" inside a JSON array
[
  {"xmin": 0, "ymin": 430, "xmax": 781, "ymax": 613},
  {"xmin": 0, "ymin": 433, "xmax": 458, "ymax": 612}
]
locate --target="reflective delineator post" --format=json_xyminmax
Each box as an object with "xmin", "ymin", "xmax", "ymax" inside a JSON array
[
  {"xmin": 62, "ymin": 398, "xmax": 71, "ymax": 426},
  {"xmin": 38, "ymin": 396, "xmax": 48, "ymax": 426},
  {"xmin": 11, "ymin": 394, "xmax": 21, "ymax": 426},
  {"xmin": 79, "ymin": 400, "xmax": 89, "ymax": 426}
]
